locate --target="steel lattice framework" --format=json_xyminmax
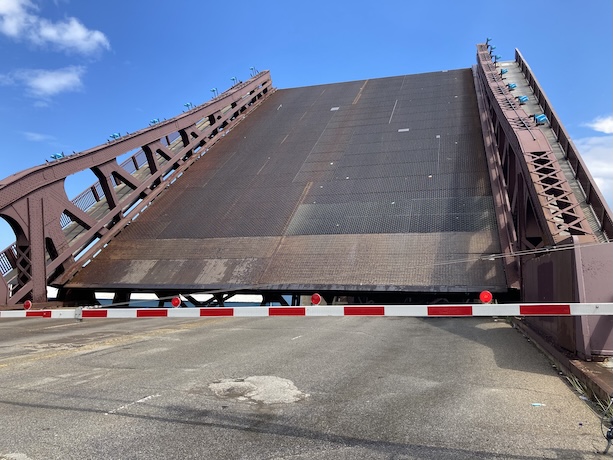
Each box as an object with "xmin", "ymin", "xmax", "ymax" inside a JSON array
[
  {"xmin": 475, "ymin": 45, "xmax": 606, "ymax": 249},
  {"xmin": 0, "ymin": 73, "xmax": 272, "ymax": 305},
  {"xmin": 473, "ymin": 44, "xmax": 613, "ymax": 288}
]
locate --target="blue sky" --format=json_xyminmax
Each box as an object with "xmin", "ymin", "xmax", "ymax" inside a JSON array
[{"xmin": 0, "ymin": 0, "xmax": 611, "ymax": 249}]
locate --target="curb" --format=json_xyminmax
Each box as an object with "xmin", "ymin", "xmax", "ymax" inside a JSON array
[{"xmin": 512, "ymin": 319, "xmax": 613, "ymax": 403}]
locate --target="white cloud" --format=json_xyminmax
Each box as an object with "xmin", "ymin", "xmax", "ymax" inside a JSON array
[
  {"xmin": 0, "ymin": 0, "xmax": 34, "ymax": 36},
  {"xmin": 33, "ymin": 99, "xmax": 50, "ymax": 107},
  {"xmin": 573, "ymin": 135, "xmax": 613, "ymax": 208},
  {"xmin": 22, "ymin": 131, "xmax": 55, "ymax": 141},
  {"xmin": 0, "ymin": 0, "xmax": 110, "ymax": 55},
  {"xmin": 0, "ymin": 65, "xmax": 85, "ymax": 98},
  {"xmin": 35, "ymin": 16, "xmax": 109, "ymax": 55},
  {"xmin": 0, "ymin": 72, "xmax": 15, "ymax": 85},
  {"xmin": 582, "ymin": 115, "xmax": 613, "ymax": 135},
  {"xmin": 17, "ymin": 66, "xmax": 85, "ymax": 96}
]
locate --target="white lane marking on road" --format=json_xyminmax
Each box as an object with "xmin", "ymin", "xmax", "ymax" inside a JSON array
[
  {"xmin": 291, "ymin": 336, "xmax": 302, "ymax": 340},
  {"xmin": 42, "ymin": 323, "xmax": 78, "ymax": 330},
  {"xmin": 106, "ymin": 394, "xmax": 161, "ymax": 415}
]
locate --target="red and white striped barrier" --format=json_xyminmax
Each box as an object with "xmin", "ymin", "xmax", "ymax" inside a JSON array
[{"xmin": 1, "ymin": 303, "xmax": 612, "ymax": 319}]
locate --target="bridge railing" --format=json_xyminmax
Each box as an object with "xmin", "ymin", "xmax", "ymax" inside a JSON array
[
  {"xmin": 1, "ymin": 133, "xmax": 181, "ymax": 278},
  {"xmin": 475, "ymin": 44, "xmax": 598, "ymax": 250},
  {"xmin": 0, "ymin": 245, "xmax": 15, "ymax": 276},
  {"xmin": 515, "ymin": 49, "xmax": 613, "ymax": 239}
]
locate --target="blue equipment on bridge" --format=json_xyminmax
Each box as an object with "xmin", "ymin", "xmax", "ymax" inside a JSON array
[{"xmin": 534, "ymin": 114, "xmax": 548, "ymax": 125}]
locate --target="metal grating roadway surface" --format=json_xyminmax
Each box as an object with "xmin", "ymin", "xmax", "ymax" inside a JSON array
[{"xmin": 67, "ymin": 69, "xmax": 506, "ymax": 293}]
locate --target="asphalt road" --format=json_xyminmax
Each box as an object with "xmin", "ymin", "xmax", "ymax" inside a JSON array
[{"xmin": 0, "ymin": 316, "xmax": 605, "ymax": 459}]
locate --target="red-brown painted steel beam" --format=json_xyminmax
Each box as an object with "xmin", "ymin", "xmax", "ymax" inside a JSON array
[
  {"xmin": 475, "ymin": 45, "xmax": 595, "ymax": 248},
  {"xmin": 0, "ymin": 73, "xmax": 271, "ymax": 209},
  {"xmin": 514, "ymin": 49, "xmax": 613, "ymax": 239},
  {"xmin": 0, "ymin": 72, "xmax": 273, "ymax": 305},
  {"xmin": 472, "ymin": 66, "xmax": 520, "ymax": 290}
]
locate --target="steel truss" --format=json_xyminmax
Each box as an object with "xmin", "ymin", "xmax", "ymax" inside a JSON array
[
  {"xmin": 473, "ymin": 44, "xmax": 613, "ymax": 277},
  {"xmin": 0, "ymin": 73, "xmax": 273, "ymax": 305}
]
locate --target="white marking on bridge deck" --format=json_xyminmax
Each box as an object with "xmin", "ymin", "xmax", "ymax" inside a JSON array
[{"xmin": 388, "ymin": 99, "xmax": 398, "ymax": 124}]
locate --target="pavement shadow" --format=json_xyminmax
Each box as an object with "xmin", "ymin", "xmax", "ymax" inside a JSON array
[
  {"xmin": 0, "ymin": 398, "xmax": 597, "ymax": 459},
  {"xmin": 419, "ymin": 317, "xmax": 556, "ymax": 376}
]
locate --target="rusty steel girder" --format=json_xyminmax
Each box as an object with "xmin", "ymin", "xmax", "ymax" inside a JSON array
[
  {"xmin": 474, "ymin": 45, "xmax": 601, "ymax": 253},
  {"xmin": 514, "ymin": 49, "xmax": 613, "ymax": 238},
  {"xmin": 0, "ymin": 72, "xmax": 273, "ymax": 305},
  {"xmin": 474, "ymin": 44, "xmax": 613, "ymax": 358}
]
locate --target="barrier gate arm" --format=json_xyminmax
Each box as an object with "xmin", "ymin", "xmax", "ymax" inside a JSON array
[{"xmin": 1, "ymin": 303, "xmax": 613, "ymax": 319}]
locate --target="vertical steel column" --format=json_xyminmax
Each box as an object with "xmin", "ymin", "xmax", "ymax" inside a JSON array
[{"xmin": 26, "ymin": 194, "xmax": 46, "ymax": 302}]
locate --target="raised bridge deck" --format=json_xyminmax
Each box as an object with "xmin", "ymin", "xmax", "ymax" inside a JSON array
[{"xmin": 64, "ymin": 68, "xmax": 507, "ymax": 296}]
